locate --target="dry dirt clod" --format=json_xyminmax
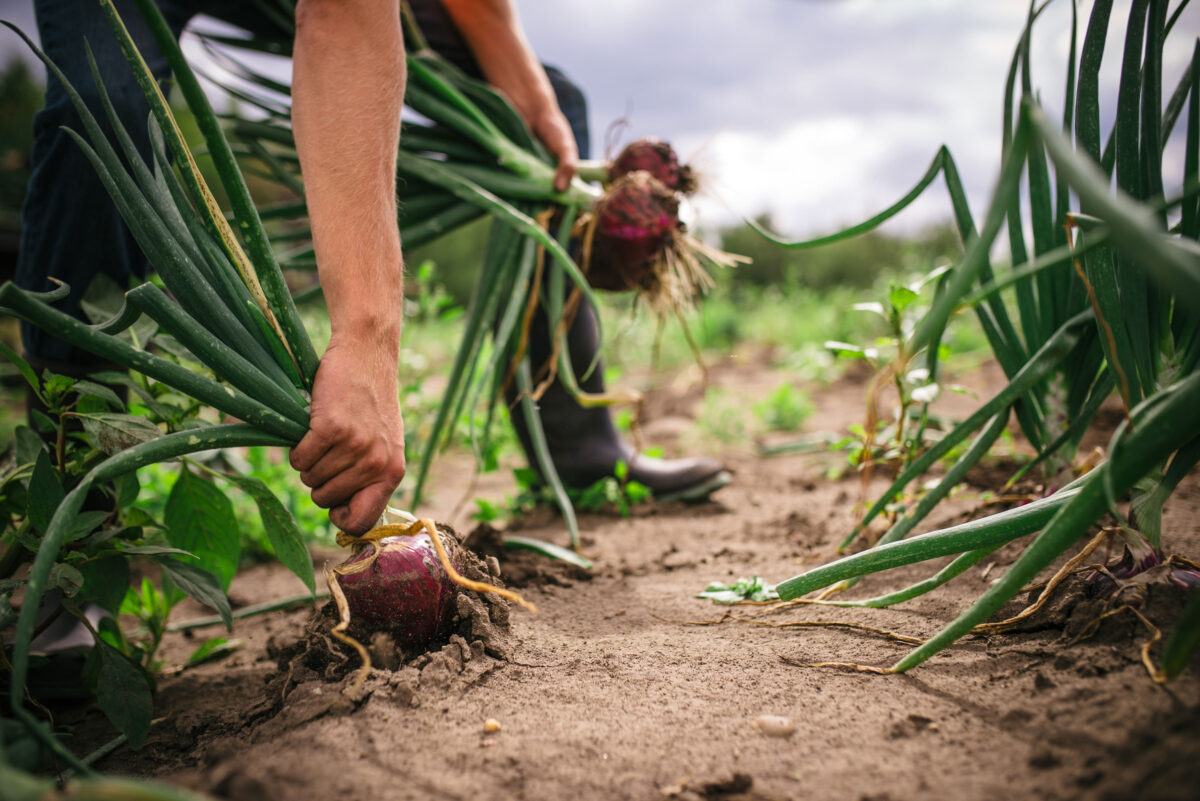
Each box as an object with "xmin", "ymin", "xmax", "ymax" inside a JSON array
[
  {"xmin": 483, "ymin": 718, "xmax": 502, "ymax": 734},
  {"xmin": 752, "ymin": 714, "xmax": 796, "ymax": 738}
]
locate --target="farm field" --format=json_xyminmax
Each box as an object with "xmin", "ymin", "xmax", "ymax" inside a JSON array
[
  {"xmin": 3, "ymin": 2, "xmax": 1200, "ymax": 799},
  {"xmin": 55, "ymin": 355, "xmax": 1200, "ymax": 801}
]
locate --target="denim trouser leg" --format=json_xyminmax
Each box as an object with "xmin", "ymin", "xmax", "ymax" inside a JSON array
[
  {"xmin": 542, "ymin": 65, "xmax": 590, "ymax": 161},
  {"xmin": 16, "ymin": 0, "xmax": 193, "ymax": 366}
]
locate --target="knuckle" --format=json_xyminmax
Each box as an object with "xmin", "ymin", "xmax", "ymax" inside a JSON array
[
  {"xmin": 388, "ymin": 457, "xmax": 407, "ymax": 484},
  {"xmin": 362, "ymin": 452, "xmax": 386, "ymax": 474},
  {"xmin": 311, "ymin": 487, "xmax": 338, "ymax": 508}
]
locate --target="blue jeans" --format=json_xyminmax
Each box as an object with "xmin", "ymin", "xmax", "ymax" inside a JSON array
[
  {"xmin": 18, "ymin": 0, "xmax": 191, "ymax": 364},
  {"xmin": 18, "ymin": 0, "xmax": 590, "ymax": 365}
]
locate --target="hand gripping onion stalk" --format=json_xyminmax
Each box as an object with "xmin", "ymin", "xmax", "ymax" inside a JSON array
[{"xmin": 327, "ymin": 516, "xmax": 536, "ymax": 693}]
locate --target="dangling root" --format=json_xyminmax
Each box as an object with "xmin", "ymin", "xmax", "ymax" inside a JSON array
[
  {"xmin": 325, "ymin": 563, "xmax": 374, "ymax": 697},
  {"xmin": 328, "ymin": 518, "xmax": 538, "ymax": 694},
  {"xmin": 972, "ymin": 529, "xmax": 1109, "ymax": 633},
  {"xmin": 778, "ymin": 654, "xmax": 895, "ymax": 675}
]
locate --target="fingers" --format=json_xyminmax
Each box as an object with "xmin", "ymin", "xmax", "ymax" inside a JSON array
[
  {"xmin": 294, "ymin": 342, "xmax": 406, "ymax": 535},
  {"xmin": 329, "ymin": 482, "xmax": 397, "ymax": 536},
  {"xmin": 305, "ymin": 447, "xmax": 405, "ymax": 509},
  {"xmin": 289, "ymin": 429, "xmax": 334, "ymax": 473},
  {"xmin": 295, "ymin": 431, "xmax": 365, "ymax": 489},
  {"xmin": 554, "ymin": 156, "xmax": 577, "ymax": 193},
  {"xmin": 533, "ymin": 112, "xmax": 578, "ymax": 192}
]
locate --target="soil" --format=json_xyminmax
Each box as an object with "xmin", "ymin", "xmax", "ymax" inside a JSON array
[{"xmin": 53, "ymin": 353, "xmax": 1200, "ymax": 801}]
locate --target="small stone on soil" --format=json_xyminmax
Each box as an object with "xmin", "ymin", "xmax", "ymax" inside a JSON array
[
  {"xmin": 483, "ymin": 718, "xmax": 502, "ymax": 733},
  {"xmin": 752, "ymin": 714, "xmax": 796, "ymax": 737}
]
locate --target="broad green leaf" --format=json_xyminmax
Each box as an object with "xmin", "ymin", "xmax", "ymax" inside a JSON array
[
  {"xmin": 824, "ymin": 341, "xmax": 871, "ymax": 359},
  {"xmin": 112, "ymin": 470, "xmax": 140, "ymax": 509},
  {"xmin": 27, "ymin": 451, "xmax": 64, "ymax": 533},
  {"xmin": 154, "ymin": 556, "xmax": 232, "ymax": 630},
  {"xmin": 116, "ymin": 544, "xmax": 195, "ymax": 557},
  {"xmin": 66, "ymin": 511, "xmax": 113, "ymax": 542},
  {"xmin": 221, "ymin": 473, "xmax": 315, "ymax": 594},
  {"xmin": 79, "ymin": 413, "xmax": 162, "ymax": 455},
  {"xmin": 93, "ymin": 642, "xmax": 152, "ymax": 749},
  {"xmin": 15, "ymin": 426, "xmax": 46, "ymax": 466},
  {"xmin": 49, "ymin": 563, "xmax": 84, "ymax": 597},
  {"xmin": 78, "ymin": 556, "xmax": 131, "ymax": 615},
  {"xmin": 29, "ymin": 408, "xmax": 55, "ymax": 435},
  {"xmin": 888, "ymin": 285, "xmax": 919, "ymax": 313},
  {"xmin": 71, "ymin": 380, "xmax": 125, "ymax": 409},
  {"xmin": 164, "ymin": 466, "xmax": 240, "ymax": 591},
  {"xmin": 697, "ymin": 576, "xmax": 779, "ymax": 604}
]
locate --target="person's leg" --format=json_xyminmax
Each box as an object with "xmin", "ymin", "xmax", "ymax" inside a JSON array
[{"xmin": 17, "ymin": 0, "xmax": 194, "ymax": 373}]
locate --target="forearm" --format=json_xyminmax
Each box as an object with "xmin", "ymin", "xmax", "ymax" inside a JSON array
[
  {"xmin": 441, "ymin": 0, "xmax": 559, "ymax": 133},
  {"xmin": 293, "ymin": 0, "xmax": 406, "ymax": 357},
  {"xmin": 442, "ymin": 0, "xmax": 577, "ymax": 189}
]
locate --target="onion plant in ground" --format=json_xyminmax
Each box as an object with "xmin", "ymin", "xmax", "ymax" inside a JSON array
[
  {"xmin": 706, "ymin": 0, "xmax": 1200, "ymax": 678},
  {"xmin": 0, "ymin": 0, "xmax": 509, "ymax": 783}
]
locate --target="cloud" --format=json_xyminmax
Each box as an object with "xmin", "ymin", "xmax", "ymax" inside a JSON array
[
  {"xmin": 4, "ymin": 0, "xmax": 1195, "ymax": 239},
  {"xmin": 519, "ymin": 0, "xmax": 1199, "ymax": 236}
]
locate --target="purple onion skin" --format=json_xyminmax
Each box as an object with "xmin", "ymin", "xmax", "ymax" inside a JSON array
[
  {"xmin": 609, "ymin": 137, "xmax": 695, "ymax": 194},
  {"xmin": 1087, "ymin": 544, "xmax": 1200, "ymax": 596},
  {"xmin": 336, "ymin": 532, "xmax": 463, "ymax": 648},
  {"xmin": 589, "ymin": 171, "xmax": 679, "ymax": 291}
]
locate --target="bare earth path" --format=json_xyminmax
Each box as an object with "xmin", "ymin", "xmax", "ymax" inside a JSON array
[{"xmin": 69, "ymin": 361, "xmax": 1200, "ymax": 801}]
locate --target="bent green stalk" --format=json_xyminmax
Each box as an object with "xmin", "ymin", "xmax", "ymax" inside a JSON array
[
  {"xmin": 893, "ymin": 370, "xmax": 1200, "ymax": 671},
  {"xmin": 819, "ymin": 546, "xmax": 1000, "ymax": 609},
  {"xmin": 516, "ymin": 361, "xmax": 580, "ymax": 551},
  {"xmin": 872, "ymin": 409, "xmax": 1010, "ymax": 550},
  {"xmin": 843, "ymin": 309, "xmax": 1091, "ymax": 549},
  {"xmin": 0, "ymin": 283, "xmax": 307, "ymax": 442},
  {"xmin": 121, "ymin": 0, "xmax": 320, "ymax": 387},
  {"xmin": 778, "ymin": 471, "xmax": 1093, "ymax": 600},
  {"xmin": 124, "ymin": 284, "xmax": 310, "ymax": 426}
]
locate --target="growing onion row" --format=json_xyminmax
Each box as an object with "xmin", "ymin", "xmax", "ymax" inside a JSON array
[{"xmin": 741, "ymin": 0, "xmax": 1200, "ymax": 673}]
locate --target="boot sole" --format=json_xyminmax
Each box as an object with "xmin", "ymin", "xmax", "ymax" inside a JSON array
[{"xmin": 654, "ymin": 470, "xmax": 732, "ymax": 503}]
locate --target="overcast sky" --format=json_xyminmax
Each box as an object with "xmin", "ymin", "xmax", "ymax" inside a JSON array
[{"xmin": 2, "ymin": 0, "xmax": 1197, "ymax": 238}]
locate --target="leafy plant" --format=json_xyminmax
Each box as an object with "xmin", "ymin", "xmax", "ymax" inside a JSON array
[
  {"xmin": 0, "ymin": 0, "xmax": 322, "ymax": 772},
  {"xmin": 697, "ymin": 576, "xmax": 779, "ymax": 604},
  {"xmin": 753, "ymin": 381, "xmax": 814, "ymax": 433}
]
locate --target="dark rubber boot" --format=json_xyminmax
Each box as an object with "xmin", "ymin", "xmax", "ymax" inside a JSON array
[{"xmin": 508, "ymin": 294, "xmax": 729, "ymax": 502}]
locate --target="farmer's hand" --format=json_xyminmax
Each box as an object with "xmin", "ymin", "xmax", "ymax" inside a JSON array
[{"xmin": 290, "ymin": 340, "xmax": 406, "ymax": 535}]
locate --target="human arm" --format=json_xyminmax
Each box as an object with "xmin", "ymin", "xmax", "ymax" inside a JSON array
[
  {"xmin": 440, "ymin": 0, "xmax": 577, "ymax": 191},
  {"xmin": 287, "ymin": 0, "xmax": 407, "ymax": 535}
]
